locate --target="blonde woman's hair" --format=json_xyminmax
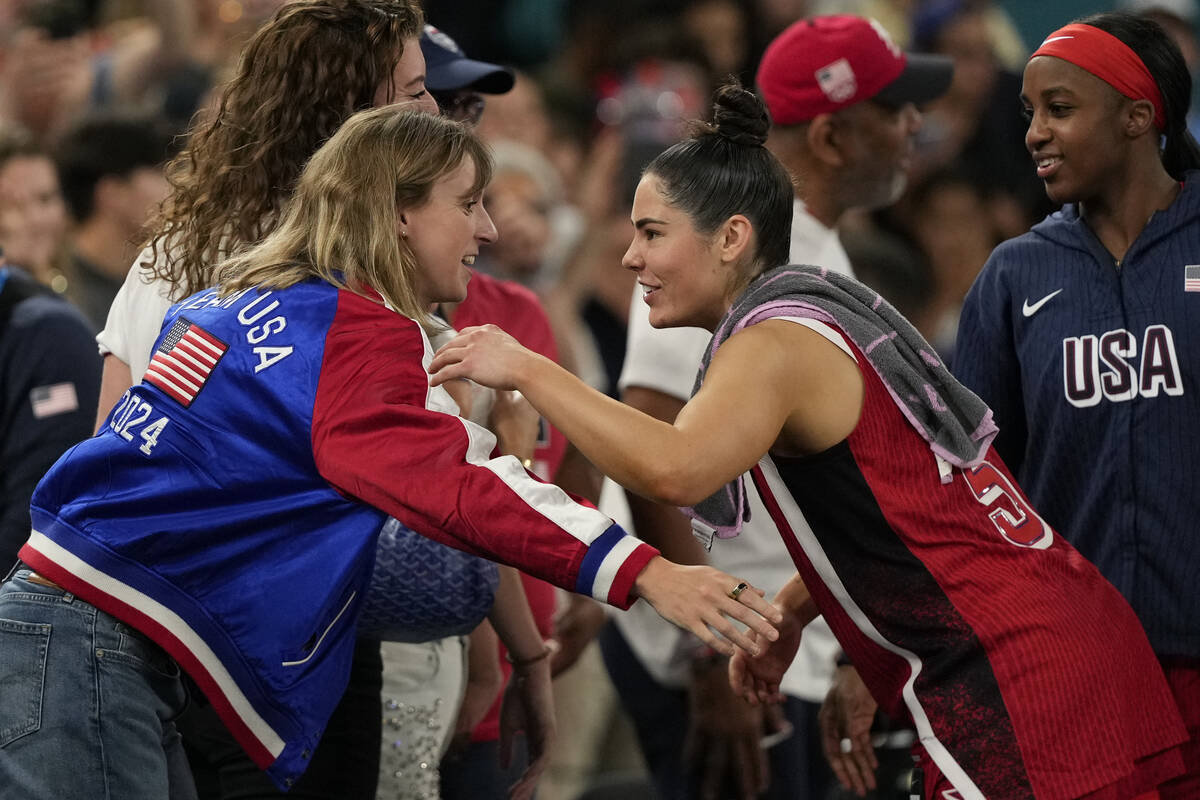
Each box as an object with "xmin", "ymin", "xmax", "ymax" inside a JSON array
[{"xmin": 215, "ymin": 106, "xmax": 492, "ymax": 329}]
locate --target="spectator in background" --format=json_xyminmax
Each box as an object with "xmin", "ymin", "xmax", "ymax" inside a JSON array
[
  {"xmin": 0, "ymin": 0, "xmax": 195, "ymax": 140},
  {"xmin": 423, "ymin": 23, "xmax": 516, "ymax": 124},
  {"xmin": 677, "ymin": 0, "xmax": 766, "ymax": 83},
  {"xmin": 474, "ymin": 69, "xmax": 591, "ymax": 246},
  {"xmin": 807, "ymin": 0, "xmax": 1028, "ymax": 69},
  {"xmin": 1120, "ymin": 0, "xmax": 1200, "ymax": 141},
  {"xmin": 892, "ymin": 168, "xmax": 998, "ymax": 359},
  {"xmin": 757, "ymin": 15, "xmax": 950, "ymax": 275},
  {"xmin": 842, "ymin": 229, "xmax": 935, "ymax": 335},
  {"xmin": 0, "ymin": 248, "xmax": 100, "ymax": 570},
  {"xmin": 55, "ymin": 112, "xmax": 173, "ymax": 331},
  {"xmin": 0, "ymin": 124, "xmax": 70, "ymax": 291},
  {"xmin": 907, "ymin": 0, "xmax": 1051, "ymax": 241},
  {"xmin": 479, "ymin": 140, "xmax": 569, "ymax": 290},
  {"xmin": 559, "ymin": 37, "xmax": 712, "ymax": 397}
]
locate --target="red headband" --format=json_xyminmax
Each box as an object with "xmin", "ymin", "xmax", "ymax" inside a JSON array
[{"xmin": 1031, "ymin": 23, "xmax": 1166, "ymax": 131}]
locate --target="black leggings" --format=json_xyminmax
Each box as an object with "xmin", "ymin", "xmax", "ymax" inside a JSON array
[{"xmin": 180, "ymin": 638, "xmax": 383, "ymax": 800}]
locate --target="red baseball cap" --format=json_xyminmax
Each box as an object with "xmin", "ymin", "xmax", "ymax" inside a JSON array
[{"xmin": 757, "ymin": 15, "xmax": 953, "ymax": 125}]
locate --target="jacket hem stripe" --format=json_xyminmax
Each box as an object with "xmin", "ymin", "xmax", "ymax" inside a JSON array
[{"xmin": 19, "ymin": 528, "xmax": 287, "ymax": 769}]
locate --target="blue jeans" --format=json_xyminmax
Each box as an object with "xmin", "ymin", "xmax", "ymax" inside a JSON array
[{"xmin": 0, "ymin": 566, "xmax": 197, "ymax": 799}]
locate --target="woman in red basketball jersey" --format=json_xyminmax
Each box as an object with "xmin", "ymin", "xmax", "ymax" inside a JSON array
[{"xmin": 430, "ymin": 82, "xmax": 1190, "ymax": 800}]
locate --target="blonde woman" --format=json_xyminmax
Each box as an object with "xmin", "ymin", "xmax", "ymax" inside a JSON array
[
  {"xmin": 0, "ymin": 105, "xmax": 780, "ymax": 800},
  {"xmin": 90, "ymin": 3, "xmax": 436, "ymax": 797}
]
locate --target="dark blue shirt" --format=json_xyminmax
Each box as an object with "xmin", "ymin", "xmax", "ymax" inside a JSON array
[{"xmin": 955, "ymin": 173, "xmax": 1200, "ymax": 659}]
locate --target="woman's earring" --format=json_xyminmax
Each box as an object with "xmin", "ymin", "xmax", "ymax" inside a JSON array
[{"xmin": 401, "ymin": 229, "xmax": 408, "ymax": 238}]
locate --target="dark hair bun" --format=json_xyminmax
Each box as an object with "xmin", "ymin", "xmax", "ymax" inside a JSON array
[{"xmin": 711, "ymin": 82, "xmax": 770, "ymax": 147}]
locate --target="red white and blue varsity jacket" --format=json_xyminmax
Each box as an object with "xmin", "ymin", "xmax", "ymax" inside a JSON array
[{"xmin": 20, "ymin": 278, "xmax": 657, "ymax": 789}]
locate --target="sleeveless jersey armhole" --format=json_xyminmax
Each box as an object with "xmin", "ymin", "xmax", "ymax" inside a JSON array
[{"xmin": 771, "ymin": 316, "xmax": 857, "ymax": 362}]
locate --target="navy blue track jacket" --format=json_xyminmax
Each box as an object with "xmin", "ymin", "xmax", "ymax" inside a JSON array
[{"xmin": 955, "ymin": 173, "xmax": 1200, "ymax": 659}]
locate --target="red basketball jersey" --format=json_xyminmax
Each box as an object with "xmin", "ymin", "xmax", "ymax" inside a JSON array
[{"xmin": 749, "ymin": 321, "xmax": 1186, "ymax": 799}]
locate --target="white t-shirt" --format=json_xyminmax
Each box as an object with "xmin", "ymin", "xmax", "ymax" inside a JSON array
[
  {"xmin": 96, "ymin": 245, "xmax": 179, "ymax": 380},
  {"xmin": 600, "ymin": 200, "xmax": 854, "ymax": 701},
  {"xmin": 789, "ymin": 199, "xmax": 853, "ymax": 275}
]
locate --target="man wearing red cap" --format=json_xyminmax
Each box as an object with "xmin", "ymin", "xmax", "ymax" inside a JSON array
[{"xmin": 757, "ymin": 14, "xmax": 952, "ymax": 266}]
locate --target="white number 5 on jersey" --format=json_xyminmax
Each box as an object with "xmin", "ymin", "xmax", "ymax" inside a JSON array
[{"xmin": 961, "ymin": 461, "xmax": 1054, "ymax": 549}]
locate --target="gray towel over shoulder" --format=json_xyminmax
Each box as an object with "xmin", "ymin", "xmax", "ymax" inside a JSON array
[{"xmin": 682, "ymin": 265, "xmax": 997, "ymax": 538}]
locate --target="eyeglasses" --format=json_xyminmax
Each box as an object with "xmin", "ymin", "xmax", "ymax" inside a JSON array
[{"xmin": 433, "ymin": 91, "xmax": 487, "ymax": 126}]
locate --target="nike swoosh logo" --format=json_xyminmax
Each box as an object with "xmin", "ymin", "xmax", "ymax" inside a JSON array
[
  {"xmin": 1041, "ymin": 35, "xmax": 1074, "ymax": 44},
  {"xmin": 1022, "ymin": 289, "xmax": 1063, "ymax": 317}
]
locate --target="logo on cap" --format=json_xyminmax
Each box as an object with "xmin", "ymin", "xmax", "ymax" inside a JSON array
[
  {"xmin": 816, "ymin": 58, "xmax": 857, "ymax": 103},
  {"xmin": 425, "ymin": 25, "xmax": 462, "ymax": 55}
]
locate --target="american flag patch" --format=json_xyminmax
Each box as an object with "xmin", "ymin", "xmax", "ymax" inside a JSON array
[
  {"xmin": 1186, "ymin": 264, "xmax": 1200, "ymax": 292},
  {"xmin": 144, "ymin": 318, "xmax": 228, "ymax": 407},
  {"xmin": 30, "ymin": 382, "xmax": 79, "ymax": 419}
]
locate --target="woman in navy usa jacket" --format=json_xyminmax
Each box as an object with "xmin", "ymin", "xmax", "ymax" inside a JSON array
[
  {"xmin": 0, "ymin": 107, "xmax": 781, "ymax": 799},
  {"xmin": 955, "ymin": 12, "xmax": 1200, "ymax": 796}
]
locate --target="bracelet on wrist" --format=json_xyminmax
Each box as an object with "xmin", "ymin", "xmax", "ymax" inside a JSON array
[{"xmin": 506, "ymin": 643, "xmax": 553, "ymax": 669}]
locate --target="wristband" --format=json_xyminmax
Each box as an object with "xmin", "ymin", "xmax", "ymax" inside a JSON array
[{"xmin": 506, "ymin": 644, "xmax": 552, "ymax": 669}]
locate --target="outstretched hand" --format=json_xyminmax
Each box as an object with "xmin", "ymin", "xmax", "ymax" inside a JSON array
[
  {"xmin": 430, "ymin": 325, "xmax": 538, "ymax": 392},
  {"xmin": 498, "ymin": 657, "xmax": 556, "ymax": 800},
  {"xmin": 633, "ymin": 556, "xmax": 782, "ymax": 659},
  {"xmin": 728, "ymin": 603, "xmax": 804, "ymax": 706},
  {"xmin": 819, "ymin": 664, "xmax": 879, "ymax": 797}
]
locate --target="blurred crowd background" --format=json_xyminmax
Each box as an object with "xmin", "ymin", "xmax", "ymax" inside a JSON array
[
  {"xmin": 3, "ymin": 0, "xmax": 1197, "ymax": 368},
  {"xmin": 0, "ymin": 0, "xmax": 1194, "ymax": 797}
]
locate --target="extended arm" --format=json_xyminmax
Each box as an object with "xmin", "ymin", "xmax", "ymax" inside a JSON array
[
  {"xmin": 619, "ymin": 386, "xmax": 711, "ymax": 564},
  {"xmin": 95, "ymin": 354, "xmax": 133, "ymax": 432},
  {"xmin": 488, "ymin": 565, "xmax": 555, "ymax": 800},
  {"xmin": 312, "ymin": 301, "xmax": 782, "ymax": 655},
  {"xmin": 430, "ymin": 319, "xmax": 861, "ymax": 507}
]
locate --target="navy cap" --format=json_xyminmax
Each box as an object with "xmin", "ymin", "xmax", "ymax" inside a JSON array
[{"xmin": 420, "ymin": 25, "xmax": 515, "ymax": 94}]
